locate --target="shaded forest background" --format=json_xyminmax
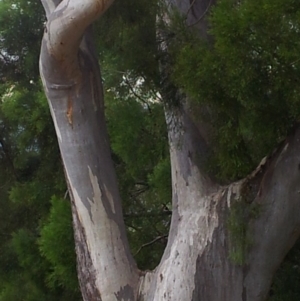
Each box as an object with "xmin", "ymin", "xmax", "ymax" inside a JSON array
[{"xmin": 0, "ymin": 0, "xmax": 300, "ymax": 300}]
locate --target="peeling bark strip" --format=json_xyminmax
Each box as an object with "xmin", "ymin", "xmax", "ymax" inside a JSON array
[{"xmin": 39, "ymin": 0, "xmax": 300, "ymax": 300}]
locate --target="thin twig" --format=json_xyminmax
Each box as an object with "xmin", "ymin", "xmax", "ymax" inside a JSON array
[
  {"xmin": 188, "ymin": 0, "xmax": 213, "ymax": 27},
  {"xmin": 64, "ymin": 189, "xmax": 69, "ymax": 199},
  {"xmin": 134, "ymin": 235, "xmax": 168, "ymax": 256},
  {"xmin": 186, "ymin": 0, "xmax": 196, "ymax": 18},
  {"xmin": 123, "ymin": 77, "xmax": 152, "ymax": 113},
  {"xmin": 124, "ymin": 211, "xmax": 172, "ymax": 219}
]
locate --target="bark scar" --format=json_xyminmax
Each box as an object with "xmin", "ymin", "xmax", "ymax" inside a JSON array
[{"xmin": 66, "ymin": 95, "xmax": 73, "ymax": 127}]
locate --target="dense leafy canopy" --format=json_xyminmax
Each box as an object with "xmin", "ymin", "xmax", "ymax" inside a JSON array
[
  {"xmin": 172, "ymin": 0, "xmax": 300, "ymax": 180},
  {"xmin": 0, "ymin": 0, "xmax": 300, "ymax": 299}
]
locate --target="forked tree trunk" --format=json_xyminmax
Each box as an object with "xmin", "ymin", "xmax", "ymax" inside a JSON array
[{"xmin": 39, "ymin": 0, "xmax": 300, "ymax": 300}]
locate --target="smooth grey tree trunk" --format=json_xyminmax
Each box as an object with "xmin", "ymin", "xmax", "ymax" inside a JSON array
[{"xmin": 39, "ymin": 0, "xmax": 300, "ymax": 300}]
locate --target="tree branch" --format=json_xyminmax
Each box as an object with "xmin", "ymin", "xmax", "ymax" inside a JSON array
[
  {"xmin": 40, "ymin": 0, "xmax": 62, "ymax": 18},
  {"xmin": 42, "ymin": 0, "xmax": 115, "ymax": 62},
  {"xmin": 241, "ymin": 126, "xmax": 300, "ymax": 298},
  {"xmin": 188, "ymin": 0, "xmax": 213, "ymax": 27}
]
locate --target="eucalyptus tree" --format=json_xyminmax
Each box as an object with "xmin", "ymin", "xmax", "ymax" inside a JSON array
[{"xmin": 39, "ymin": 0, "xmax": 300, "ymax": 301}]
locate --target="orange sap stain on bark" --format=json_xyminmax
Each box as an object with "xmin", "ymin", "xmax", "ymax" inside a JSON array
[{"xmin": 66, "ymin": 96, "xmax": 73, "ymax": 127}]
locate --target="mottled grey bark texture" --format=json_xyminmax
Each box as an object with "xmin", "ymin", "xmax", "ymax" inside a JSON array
[{"xmin": 39, "ymin": 0, "xmax": 300, "ymax": 301}]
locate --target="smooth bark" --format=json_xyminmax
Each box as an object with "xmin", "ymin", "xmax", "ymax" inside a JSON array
[
  {"xmin": 40, "ymin": 1, "xmax": 139, "ymax": 300},
  {"xmin": 39, "ymin": 0, "xmax": 300, "ymax": 300}
]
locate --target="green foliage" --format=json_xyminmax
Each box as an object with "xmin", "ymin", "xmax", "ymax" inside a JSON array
[
  {"xmin": 11, "ymin": 229, "xmax": 42, "ymax": 271},
  {"xmin": 106, "ymin": 92, "xmax": 171, "ymax": 269},
  {"xmin": 0, "ymin": 82, "xmax": 80, "ymax": 300},
  {"xmin": 39, "ymin": 197, "xmax": 80, "ymax": 293},
  {"xmin": 0, "ymin": 278, "xmax": 48, "ymax": 301},
  {"xmin": 96, "ymin": 0, "xmax": 160, "ymax": 94},
  {"xmin": 171, "ymin": 0, "xmax": 300, "ymax": 181},
  {"xmin": 0, "ymin": 0, "xmax": 44, "ymax": 85},
  {"xmin": 102, "ymin": 25, "xmax": 171, "ymax": 262},
  {"xmin": 148, "ymin": 158, "xmax": 172, "ymax": 205}
]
